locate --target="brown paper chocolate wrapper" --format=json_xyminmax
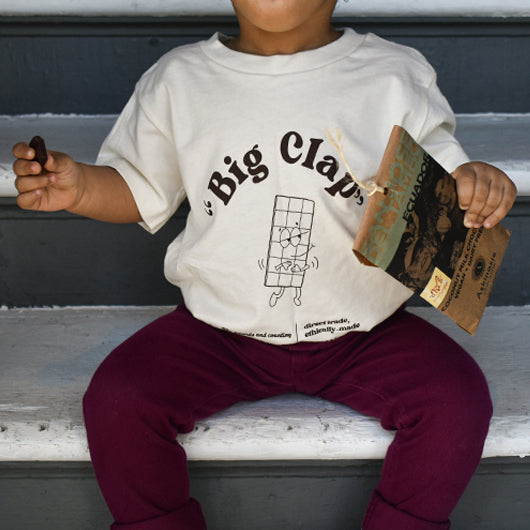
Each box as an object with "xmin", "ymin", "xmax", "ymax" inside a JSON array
[{"xmin": 353, "ymin": 126, "xmax": 511, "ymax": 335}]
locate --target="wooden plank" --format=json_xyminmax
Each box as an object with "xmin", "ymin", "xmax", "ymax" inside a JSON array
[
  {"xmin": 2, "ymin": 114, "xmax": 529, "ymax": 196},
  {"xmin": 1, "ymin": 305, "xmax": 528, "ymax": 461},
  {"xmin": 1, "ymin": 0, "xmax": 529, "ymax": 17},
  {"xmin": 1, "ymin": 458, "xmax": 529, "ymax": 530},
  {"xmin": 0, "ymin": 18, "xmax": 529, "ymax": 114}
]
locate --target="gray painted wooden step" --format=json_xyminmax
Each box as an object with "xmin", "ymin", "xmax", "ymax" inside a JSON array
[
  {"xmin": 1, "ymin": 305, "xmax": 529, "ymax": 462},
  {"xmin": 1, "ymin": 113, "xmax": 529, "ymax": 196}
]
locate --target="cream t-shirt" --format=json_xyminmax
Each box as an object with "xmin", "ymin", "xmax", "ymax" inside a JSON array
[{"xmin": 97, "ymin": 28, "xmax": 469, "ymax": 344}]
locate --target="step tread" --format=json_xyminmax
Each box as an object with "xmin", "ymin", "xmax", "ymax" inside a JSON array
[
  {"xmin": 1, "ymin": 114, "xmax": 529, "ymax": 196},
  {"xmin": 1, "ymin": 305, "xmax": 528, "ymax": 461}
]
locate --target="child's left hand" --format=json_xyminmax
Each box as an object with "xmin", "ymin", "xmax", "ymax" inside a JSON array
[{"xmin": 452, "ymin": 162, "xmax": 517, "ymax": 229}]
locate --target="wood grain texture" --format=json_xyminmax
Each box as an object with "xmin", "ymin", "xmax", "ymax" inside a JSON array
[{"xmin": 1, "ymin": 305, "xmax": 528, "ymax": 461}]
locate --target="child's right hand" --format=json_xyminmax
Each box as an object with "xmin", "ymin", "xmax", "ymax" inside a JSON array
[{"xmin": 12, "ymin": 142, "xmax": 83, "ymax": 212}]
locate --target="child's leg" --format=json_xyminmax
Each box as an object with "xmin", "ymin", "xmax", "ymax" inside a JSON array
[
  {"xmin": 304, "ymin": 310, "xmax": 492, "ymax": 529},
  {"xmin": 83, "ymin": 306, "xmax": 293, "ymax": 530}
]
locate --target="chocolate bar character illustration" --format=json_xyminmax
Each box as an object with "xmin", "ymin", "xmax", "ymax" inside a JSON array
[{"xmin": 264, "ymin": 195, "xmax": 315, "ymax": 307}]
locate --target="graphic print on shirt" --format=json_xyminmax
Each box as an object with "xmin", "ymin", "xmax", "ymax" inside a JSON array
[{"xmin": 262, "ymin": 195, "xmax": 316, "ymax": 307}]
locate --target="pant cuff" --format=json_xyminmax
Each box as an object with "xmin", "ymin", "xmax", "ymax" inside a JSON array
[
  {"xmin": 111, "ymin": 498, "xmax": 207, "ymax": 530},
  {"xmin": 363, "ymin": 490, "xmax": 450, "ymax": 530}
]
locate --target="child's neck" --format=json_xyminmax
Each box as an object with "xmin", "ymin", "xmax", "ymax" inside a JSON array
[{"xmin": 228, "ymin": 26, "xmax": 342, "ymax": 56}]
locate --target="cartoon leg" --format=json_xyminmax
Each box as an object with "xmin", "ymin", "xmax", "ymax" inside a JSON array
[
  {"xmin": 269, "ymin": 287, "xmax": 285, "ymax": 307},
  {"xmin": 293, "ymin": 287, "xmax": 302, "ymax": 306}
]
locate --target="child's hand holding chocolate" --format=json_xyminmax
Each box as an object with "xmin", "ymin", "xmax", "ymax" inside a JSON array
[
  {"xmin": 12, "ymin": 137, "xmax": 82, "ymax": 213},
  {"xmin": 12, "ymin": 137, "xmax": 140, "ymax": 223}
]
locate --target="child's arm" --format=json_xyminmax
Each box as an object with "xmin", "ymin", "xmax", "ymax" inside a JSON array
[
  {"xmin": 12, "ymin": 141, "xmax": 142, "ymax": 224},
  {"xmin": 452, "ymin": 161, "xmax": 517, "ymax": 229}
]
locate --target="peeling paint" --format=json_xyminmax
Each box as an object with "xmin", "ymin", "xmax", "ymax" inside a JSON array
[{"xmin": 0, "ymin": 404, "xmax": 48, "ymax": 412}]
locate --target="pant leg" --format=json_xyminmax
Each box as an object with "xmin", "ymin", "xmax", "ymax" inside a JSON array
[
  {"xmin": 301, "ymin": 309, "xmax": 493, "ymax": 529},
  {"xmin": 83, "ymin": 306, "xmax": 293, "ymax": 530}
]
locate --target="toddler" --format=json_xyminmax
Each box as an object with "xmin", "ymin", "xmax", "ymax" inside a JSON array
[{"xmin": 13, "ymin": 1, "xmax": 516, "ymax": 528}]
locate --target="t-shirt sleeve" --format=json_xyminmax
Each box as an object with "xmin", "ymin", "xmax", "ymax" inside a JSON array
[
  {"xmin": 96, "ymin": 82, "xmax": 186, "ymax": 234},
  {"xmin": 415, "ymin": 73, "xmax": 470, "ymax": 174}
]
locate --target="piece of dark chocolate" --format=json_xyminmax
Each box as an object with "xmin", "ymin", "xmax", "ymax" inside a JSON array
[{"xmin": 29, "ymin": 136, "xmax": 48, "ymax": 169}]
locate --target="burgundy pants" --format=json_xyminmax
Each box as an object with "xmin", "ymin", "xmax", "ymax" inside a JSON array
[{"xmin": 83, "ymin": 305, "xmax": 492, "ymax": 529}]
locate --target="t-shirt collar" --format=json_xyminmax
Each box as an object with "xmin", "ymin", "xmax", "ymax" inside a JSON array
[{"xmin": 200, "ymin": 27, "xmax": 365, "ymax": 75}]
